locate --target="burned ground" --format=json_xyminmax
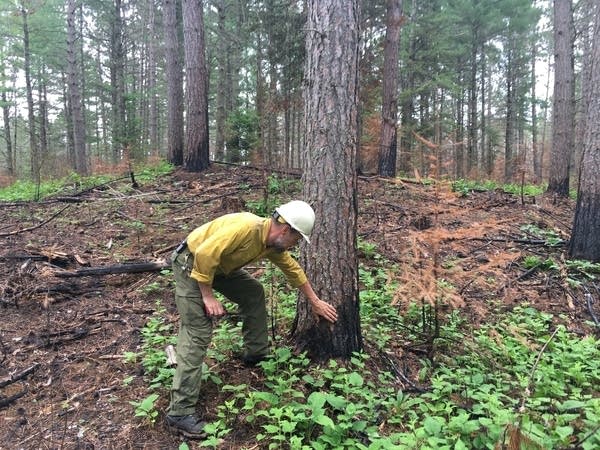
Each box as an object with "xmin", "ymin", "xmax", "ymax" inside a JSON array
[{"xmin": 0, "ymin": 165, "xmax": 597, "ymax": 449}]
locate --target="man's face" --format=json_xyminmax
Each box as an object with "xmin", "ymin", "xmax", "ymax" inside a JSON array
[{"xmin": 271, "ymin": 226, "xmax": 302, "ymax": 252}]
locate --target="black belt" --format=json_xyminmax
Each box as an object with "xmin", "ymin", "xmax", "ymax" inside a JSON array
[{"xmin": 174, "ymin": 239, "xmax": 188, "ymax": 255}]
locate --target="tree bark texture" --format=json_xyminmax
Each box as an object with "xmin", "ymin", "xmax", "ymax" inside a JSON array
[
  {"xmin": 294, "ymin": 0, "xmax": 362, "ymax": 360},
  {"xmin": 548, "ymin": 0, "xmax": 574, "ymax": 196},
  {"xmin": 378, "ymin": 0, "xmax": 402, "ymax": 177},
  {"xmin": 66, "ymin": 0, "xmax": 88, "ymax": 175},
  {"xmin": 163, "ymin": 0, "xmax": 184, "ymax": 166},
  {"xmin": 182, "ymin": 0, "xmax": 210, "ymax": 172},
  {"xmin": 569, "ymin": 4, "xmax": 600, "ymax": 262}
]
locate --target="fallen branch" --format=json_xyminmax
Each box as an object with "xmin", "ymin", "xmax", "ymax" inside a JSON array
[
  {"xmin": 496, "ymin": 264, "xmax": 542, "ymax": 294},
  {"xmin": 54, "ymin": 259, "xmax": 169, "ymax": 278},
  {"xmin": 36, "ymin": 324, "xmax": 101, "ymax": 348},
  {"xmin": 0, "ymin": 205, "xmax": 71, "ymax": 237},
  {"xmin": 0, "ymin": 389, "xmax": 27, "ymax": 408},
  {"xmin": 0, "ymin": 363, "xmax": 39, "ymax": 389},
  {"xmin": 469, "ymin": 236, "xmax": 563, "ymax": 246}
]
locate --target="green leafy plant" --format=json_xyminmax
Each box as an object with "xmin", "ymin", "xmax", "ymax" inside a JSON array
[
  {"xmin": 129, "ymin": 393, "xmax": 160, "ymax": 424},
  {"xmin": 520, "ymin": 224, "xmax": 564, "ymax": 246},
  {"xmin": 357, "ymin": 237, "xmax": 378, "ymax": 260},
  {"xmin": 522, "ymin": 255, "xmax": 558, "ymax": 271}
]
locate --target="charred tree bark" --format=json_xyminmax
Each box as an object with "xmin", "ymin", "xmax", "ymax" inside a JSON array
[
  {"xmin": 293, "ymin": 0, "xmax": 362, "ymax": 360},
  {"xmin": 569, "ymin": 5, "xmax": 600, "ymax": 262}
]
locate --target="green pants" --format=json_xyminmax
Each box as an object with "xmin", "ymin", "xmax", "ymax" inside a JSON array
[{"xmin": 167, "ymin": 248, "xmax": 268, "ymax": 417}]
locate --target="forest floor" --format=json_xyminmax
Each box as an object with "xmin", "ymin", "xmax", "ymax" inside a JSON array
[{"xmin": 0, "ymin": 164, "xmax": 597, "ymax": 449}]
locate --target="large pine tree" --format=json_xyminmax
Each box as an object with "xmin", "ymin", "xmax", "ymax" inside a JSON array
[{"xmin": 292, "ymin": 0, "xmax": 362, "ymax": 359}]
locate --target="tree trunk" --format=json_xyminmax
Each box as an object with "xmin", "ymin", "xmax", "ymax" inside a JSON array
[
  {"xmin": 293, "ymin": 0, "xmax": 362, "ymax": 360},
  {"xmin": 505, "ymin": 45, "xmax": 515, "ymax": 182},
  {"xmin": 147, "ymin": 0, "xmax": 159, "ymax": 156},
  {"xmin": 38, "ymin": 70, "xmax": 48, "ymax": 162},
  {"xmin": 378, "ymin": 0, "xmax": 402, "ymax": 177},
  {"xmin": 61, "ymin": 72, "xmax": 76, "ymax": 169},
  {"xmin": 214, "ymin": 0, "xmax": 227, "ymax": 161},
  {"xmin": 467, "ymin": 34, "xmax": 478, "ymax": 176},
  {"xmin": 547, "ymin": 0, "xmax": 574, "ymax": 196},
  {"xmin": 67, "ymin": 0, "xmax": 88, "ymax": 175},
  {"xmin": 398, "ymin": 0, "xmax": 416, "ymax": 175},
  {"xmin": 182, "ymin": 0, "xmax": 210, "ymax": 172},
  {"xmin": 569, "ymin": 5, "xmax": 600, "ymax": 262},
  {"xmin": 455, "ymin": 88, "xmax": 464, "ymax": 179},
  {"xmin": 531, "ymin": 40, "xmax": 540, "ymax": 183},
  {"xmin": 2, "ymin": 65, "xmax": 14, "ymax": 177},
  {"xmin": 163, "ymin": 0, "xmax": 184, "ymax": 166},
  {"xmin": 573, "ymin": 9, "xmax": 593, "ymax": 186},
  {"xmin": 110, "ymin": 0, "xmax": 126, "ymax": 163},
  {"xmin": 21, "ymin": 6, "xmax": 39, "ymax": 184}
]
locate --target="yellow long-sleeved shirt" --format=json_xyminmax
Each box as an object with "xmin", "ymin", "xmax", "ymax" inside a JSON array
[{"xmin": 185, "ymin": 212, "xmax": 308, "ymax": 288}]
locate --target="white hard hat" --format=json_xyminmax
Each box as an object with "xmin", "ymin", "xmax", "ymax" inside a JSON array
[{"xmin": 275, "ymin": 200, "xmax": 316, "ymax": 243}]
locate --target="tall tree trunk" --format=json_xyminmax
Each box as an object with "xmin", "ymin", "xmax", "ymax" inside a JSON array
[
  {"xmin": 110, "ymin": 0, "xmax": 126, "ymax": 163},
  {"xmin": 214, "ymin": 0, "xmax": 227, "ymax": 161},
  {"xmin": 182, "ymin": 0, "xmax": 210, "ymax": 172},
  {"xmin": 163, "ymin": 0, "xmax": 184, "ymax": 166},
  {"xmin": 1, "ymin": 65, "xmax": 14, "ymax": 176},
  {"xmin": 480, "ymin": 45, "xmax": 486, "ymax": 176},
  {"xmin": 61, "ymin": 72, "xmax": 76, "ymax": 169},
  {"xmin": 147, "ymin": 0, "xmax": 159, "ymax": 156},
  {"xmin": 573, "ymin": 7, "xmax": 593, "ymax": 186},
  {"xmin": 467, "ymin": 34, "xmax": 478, "ymax": 176},
  {"xmin": 486, "ymin": 65, "xmax": 493, "ymax": 175},
  {"xmin": 569, "ymin": 4, "xmax": 600, "ymax": 261},
  {"xmin": 505, "ymin": 45, "xmax": 515, "ymax": 182},
  {"xmin": 398, "ymin": 0, "xmax": 416, "ymax": 175},
  {"xmin": 455, "ymin": 86, "xmax": 465, "ymax": 179},
  {"xmin": 38, "ymin": 69, "xmax": 48, "ymax": 161},
  {"xmin": 547, "ymin": 0, "xmax": 574, "ymax": 196},
  {"xmin": 378, "ymin": 0, "xmax": 402, "ymax": 177},
  {"xmin": 531, "ymin": 40, "xmax": 540, "ymax": 183},
  {"xmin": 21, "ymin": 6, "xmax": 39, "ymax": 184},
  {"xmin": 293, "ymin": 0, "xmax": 362, "ymax": 360},
  {"xmin": 255, "ymin": 32, "xmax": 265, "ymax": 166},
  {"xmin": 67, "ymin": 0, "xmax": 88, "ymax": 175}
]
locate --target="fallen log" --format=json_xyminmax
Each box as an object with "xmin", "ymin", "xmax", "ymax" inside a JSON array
[{"xmin": 54, "ymin": 259, "xmax": 169, "ymax": 278}]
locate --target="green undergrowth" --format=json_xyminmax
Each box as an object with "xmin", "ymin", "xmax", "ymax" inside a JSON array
[
  {"xmin": 0, "ymin": 160, "xmax": 173, "ymax": 201},
  {"xmin": 128, "ymin": 242, "xmax": 600, "ymax": 449},
  {"xmin": 451, "ymin": 179, "xmax": 548, "ymax": 198}
]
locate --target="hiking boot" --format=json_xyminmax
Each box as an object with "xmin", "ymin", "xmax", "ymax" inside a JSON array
[
  {"xmin": 166, "ymin": 414, "xmax": 207, "ymax": 439},
  {"xmin": 235, "ymin": 353, "xmax": 269, "ymax": 367}
]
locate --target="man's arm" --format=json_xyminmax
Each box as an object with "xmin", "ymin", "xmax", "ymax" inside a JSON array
[{"xmin": 298, "ymin": 281, "xmax": 338, "ymax": 323}]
